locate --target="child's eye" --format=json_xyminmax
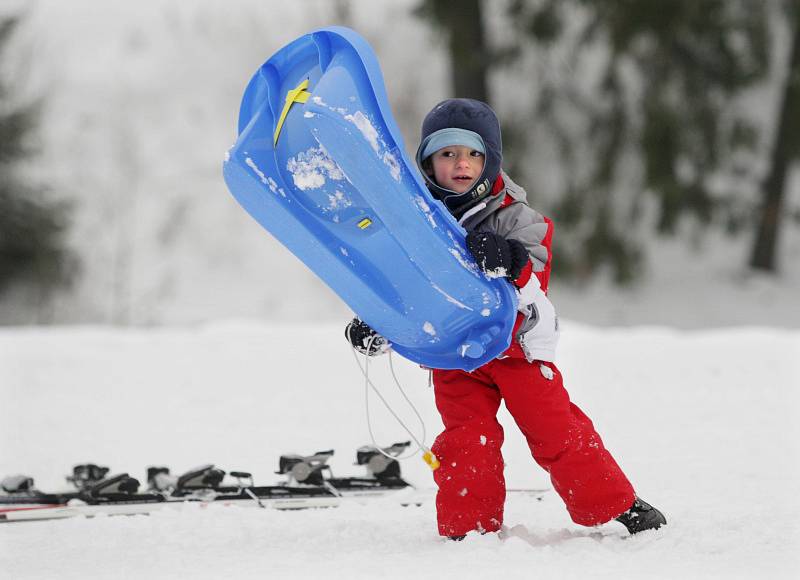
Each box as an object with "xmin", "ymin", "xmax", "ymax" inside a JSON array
[
  {"xmin": 470, "ymin": 150, "xmax": 484, "ymax": 157},
  {"xmin": 440, "ymin": 150, "xmax": 455, "ymax": 157}
]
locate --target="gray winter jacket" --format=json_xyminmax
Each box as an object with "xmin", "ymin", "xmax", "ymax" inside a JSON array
[{"xmin": 459, "ymin": 172, "xmax": 559, "ymax": 362}]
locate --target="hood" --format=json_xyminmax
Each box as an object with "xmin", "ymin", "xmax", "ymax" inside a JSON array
[{"xmin": 415, "ymin": 98, "xmax": 502, "ymax": 217}]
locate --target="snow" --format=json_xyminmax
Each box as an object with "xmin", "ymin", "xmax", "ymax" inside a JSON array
[
  {"xmin": 327, "ymin": 191, "xmax": 352, "ymax": 211},
  {"xmin": 244, "ymin": 157, "xmax": 268, "ymax": 184},
  {"xmin": 430, "ymin": 284, "xmax": 471, "ymax": 311},
  {"xmin": 485, "ymin": 266, "xmax": 509, "ymax": 279},
  {"xmin": 345, "ymin": 111, "xmax": 381, "ymax": 153},
  {"xmin": 415, "ymin": 195, "xmax": 439, "ymax": 229},
  {"xmin": 448, "ymin": 247, "xmax": 481, "ymax": 275},
  {"xmin": 286, "ymin": 146, "xmax": 346, "ymax": 191},
  {"xmin": 0, "ymin": 0, "xmax": 799, "ymax": 576},
  {"xmin": 2, "ymin": 322, "xmax": 799, "ymax": 579},
  {"xmin": 267, "ymin": 177, "xmax": 287, "ymax": 198},
  {"xmin": 383, "ymin": 151, "xmax": 402, "ymax": 181}
]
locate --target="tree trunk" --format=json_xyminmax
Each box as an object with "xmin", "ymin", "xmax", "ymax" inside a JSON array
[
  {"xmin": 438, "ymin": 0, "xmax": 489, "ymax": 101},
  {"xmin": 750, "ymin": 7, "xmax": 800, "ymax": 272}
]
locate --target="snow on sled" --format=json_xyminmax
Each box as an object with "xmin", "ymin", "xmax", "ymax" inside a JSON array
[{"xmin": 222, "ymin": 27, "xmax": 516, "ymax": 371}]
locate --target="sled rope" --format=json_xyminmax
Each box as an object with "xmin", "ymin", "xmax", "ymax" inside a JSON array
[
  {"xmin": 360, "ymin": 336, "xmax": 425, "ymax": 461},
  {"xmin": 349, "ymin": 336, "xmax": 439, "ymax": 470},
  {"xmin": 384, "ymin": 350, "xmax": 441, "ymax": 470},
  {"xmin": 273, "ymin": 78, "xmax": 311, "ymax": 146}
]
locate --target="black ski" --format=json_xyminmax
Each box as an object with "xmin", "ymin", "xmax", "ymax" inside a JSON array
[{"xmin": 0, "ymin": 442, "xmax": 422, "ymax": 522}]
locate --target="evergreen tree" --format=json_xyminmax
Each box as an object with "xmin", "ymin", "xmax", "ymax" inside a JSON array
[
  {"xmin": 417, "ymin": 0, "xmax": 775, "ymax": 283},
  {"xmin": 0, "ymin": 15, "xmax": 73, "ymax": 305},
  {"xmin": 503, "ymin": 0, "xmax": 770, "ymax": 283},
  {"xmin": 415, "ymin": 0, "xmax": 490, "ymax": 102},
  {"xmin": 750, "ymin": 0, "xmax": 800, "ymax": 272}
]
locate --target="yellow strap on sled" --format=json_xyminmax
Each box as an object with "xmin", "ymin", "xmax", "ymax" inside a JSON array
[{"xmin": 273, "ymin": 79, "xmax": 312, "ymax": 147}]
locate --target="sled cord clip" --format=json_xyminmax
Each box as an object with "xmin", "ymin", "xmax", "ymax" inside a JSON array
[
  {"xmin": 273, "ymin": 79, "xmax": 311, "ymax": 146},
  {"xmin": 423, "ymin": 450, "xmax": 440, "ymax": 471}
]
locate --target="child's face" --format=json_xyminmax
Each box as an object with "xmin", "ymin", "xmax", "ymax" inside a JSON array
[{"xmin": 428, "ymin": 146, "xmax": 485, "ymax": 194}]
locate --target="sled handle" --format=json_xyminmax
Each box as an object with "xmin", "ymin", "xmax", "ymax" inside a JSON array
[
  {"xmin": 460, "ymin": 325, "xmax": 502, "ymax": 359},
  {"xmin": 273, "ymin": 78, "xmax": 311, "ymax": 146}
]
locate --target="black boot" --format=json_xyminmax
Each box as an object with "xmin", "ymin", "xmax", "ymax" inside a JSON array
[
  {"xmin": 448, "ymin": 534, "xmax": 467, "ymax": 542},
  {"xmin": 615, "ymin": 497, "xmax": 666, "ymax": 534}
]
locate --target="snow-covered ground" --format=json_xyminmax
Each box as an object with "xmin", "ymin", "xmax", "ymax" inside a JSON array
[{"xmin": 2, "ymin": 322, "xmax": 799, "ymax": 579}]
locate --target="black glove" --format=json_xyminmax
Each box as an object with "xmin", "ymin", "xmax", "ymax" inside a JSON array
[
  {"xmin": 465, "ymin": 231, "xmax": 529, "ymax": 281},
  {"xmin": 344, "ymin": 318, "xmax": 388, "ymax": 356}
]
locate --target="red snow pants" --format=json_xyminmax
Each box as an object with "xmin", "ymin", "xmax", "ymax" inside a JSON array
[{"xmin": 431, "ymin": 357, "xmax": 635, "ymax": 536}]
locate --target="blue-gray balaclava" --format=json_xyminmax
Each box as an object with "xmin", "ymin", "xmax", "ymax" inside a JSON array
[{"xmin": 415, "ymin": 98, "xmax": 503, "ymax": 217}]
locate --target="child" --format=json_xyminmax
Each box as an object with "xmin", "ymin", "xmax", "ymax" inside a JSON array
[{"xmin": 346, "ymin": 98, "xmax": 665, "ymax": 539}]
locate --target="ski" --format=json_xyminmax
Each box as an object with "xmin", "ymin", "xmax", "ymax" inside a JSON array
[
  {"xmin": 0, "ymin": 488, "xmax": 547, "ymax": 523},
  {"xmin": 0, "ymin": 442, "xmax": 415, "ymax": 522},
  {"xmin": 1, "ymin": 442, "xmax": 549, "ymax": 523},
  {"xmin": 0, "ymin": 493, "xmax": 345, "ymax": 523}
]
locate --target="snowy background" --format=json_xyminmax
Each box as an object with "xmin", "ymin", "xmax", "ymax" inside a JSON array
[
  {"xmin": 2, "ymin": 0, "xmax": 448, "ymax": 326},
  {"xmin": 1, "ymin": 0, "xmax": 799, "ymax": 578},
  {"xmin": 0, "ymin": 0, "xmax": 797, "ymax": 328}
]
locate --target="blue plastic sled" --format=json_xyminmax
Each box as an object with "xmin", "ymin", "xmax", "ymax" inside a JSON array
[{"xmin": 222, "ymin": 27, "xmax": 516, "ymax": 371}]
